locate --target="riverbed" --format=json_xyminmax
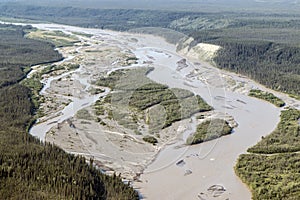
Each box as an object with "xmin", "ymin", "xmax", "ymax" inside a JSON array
[{"xmin": 15, "ymin": 22, "xmax": 298, "ymax": 199}]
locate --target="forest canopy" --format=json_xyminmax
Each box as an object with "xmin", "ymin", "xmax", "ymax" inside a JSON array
[
  {"xmin": 0, "ymin": 24, "xmax": 138, "ymax": 199},
  {"xmin": 1, "ymin": 3, "xmax": 300, "ymax": 199}
]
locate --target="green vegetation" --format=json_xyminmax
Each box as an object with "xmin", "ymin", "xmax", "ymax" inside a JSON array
[
  {"xmin": 0, "ymin": 5, "xmax": 197, "ymax": 31},
  {"xmin": 2, "ymin": 3, "xmax": 300, "ymax": 198},
  {"xmin": 236, "ymin": 153, "xmax": 300, "ymax": 200},
  {"xmin": 40, "ymin": 64, "xmax": 65, "ymax": 75},
  {"xmin": 248, "ymin": 108, "xmax": 300, "ymax": 154},
  {"xmin": 143, "ymin": 135, "xmax": 158, "ymax": 145},
  {"xmin": 235, "ymin": 108, "xmax": 300, "ymax": 199},
  {"xmin": 0, "ymin": 24, "xmax": 138, "ymax": 199},
  {"xmin": 95, "ymin": 67, "xmax": 212, "ymax": 134},
  {"xmin": 41, "ymin": 63, "xmax": 80, "ymax": 75},
  {"xmin": 96, "ymin": 69, "xmax": 131, "ymax": 89},
  {"xmin": 249, "ymin": 89, "xmax": 285, "ymax": 107},
  {"xmin": 186, "ymin": 119, "xmax": 232, "ymax": 145},
  {"xmin": 71, "ymin": 31, "xmax": 93, "ymax": 38},
  {"xmin": 89, "ymin": 87, "xmax": 105, "ymax": 95},
  {"xmin": 26, "ymin": 29, "xmax": 80, "ymax": 47},
  {"xmin": 22, "ymin": 63, "xmax": 80, "ymax": 116},
  {"xmin": 190, "ymin": 19, "xmax": 300, "ymax": 96},
  {"xmin": 21, "ymin": 73, "xmax": 45, "ymax": 115},
  {"xmin": 0, "ymin": 24, "xmax": 62, "ymax": 88},
  {"xmin": 76, "ymin": 109, "xmax": 93, "ymax": 121},
  {"xmin": 289, "ymin": 93, "xmax": 300, "ymax": 101},
  {"xmin": 1, "ymin": 4, "xmax": 300, "ymax": 97}
]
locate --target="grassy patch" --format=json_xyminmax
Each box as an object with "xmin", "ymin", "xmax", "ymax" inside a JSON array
[
  {"xmin": 76, "ymin": 109, "xmax": 93, "ymax": 120},
  {"xmin": 26, "ymin": 30, "xmax": 80, "ymax": 47},
  {"xmin": 88, "ymin": 87, "xmax": 105, "ymax": 95},
  {"xmin": 40, "ymin": 63, "xmax": 79, "ymax": 76},
  {"xmin": 71, "ymin": 31, "xmax": 93, "ymax": 38},
  {"xmin": 40, "ymin": 64, "xmax": 65, "ymax": 75},
  {"xmin": 289, "ymin": 93, "xmax": 300, "ymax": 101},
  {"xmin": 21, "ymin": 73, "xmax": 44, "ymax": 116},
  {"xmin": 249, "ymin": 89, "xmax": 285, "ymax": 107},
  {"xmin": 186, "ymin": 119, "xmax": 232, "ymax": 145},
  {"xmin": 143, "ymin": 135, "xmax": 158, "ymax": 145},
  {"xmin": 95, "ymin": 69, "xmax": 131, "ymax": 89}
]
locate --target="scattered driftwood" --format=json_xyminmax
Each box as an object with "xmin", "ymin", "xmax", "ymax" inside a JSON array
[
  {"xmin": 236, "ymin": 99, "xmax": 247, "ymax": 104},
  {"xmin": 198, "ymin": 184, "xmax": 227, "ymax": 199},
  {"xmin": 184, "ymin": 169, "xmax": 192, "ymax": 176},
  {"xmin": 197, "ymin": 193, "xmax": 206, "ymax": 200},
  {"xmin": 176, "ymin": 58, "xmax": 188, "ymax": 71},
  {"xmin": 207, "ymin": 185, "xmax": 226, "ymax": 197},
  {"xmin": 66, "ymin": 119, "xmax": 76, "ymax": 129},
  {"xmin": 176, "ymin": 159, "xmax": 186, "ymax": 167},
  {"xmin": 56, "ymin": 118, "xmax": 76, "ymax": 130},
  {"xmin": 143, "ymin": 60, "xmax": 153, "ymax": 64}
]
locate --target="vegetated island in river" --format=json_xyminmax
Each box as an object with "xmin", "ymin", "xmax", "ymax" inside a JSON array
[
  {"xmin": 94, "ymin": 67, "xmax": 213, "ymax": 143},
  {"xmin": 248, "ymin": 89, "xmax": 285, "ymax": 107},
  {"xmin": 186, "ymin": 118, "xmax": 233, "ymax": 145},
  {"xmin": 0, "ymin": 23, "xmax": 138, "ymax": 199},
  {"xmin": 2, "ymin": 4, "xmax": 300, "ymax": 198}
]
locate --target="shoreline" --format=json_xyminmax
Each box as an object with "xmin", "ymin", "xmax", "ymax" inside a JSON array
[
  {"xmin": 132, "ymin": 43, "xmax": 280, "ymax": 199},
  {"xmin": 10, "ymin": 21, "xmax": 299, "ymax": 199}
]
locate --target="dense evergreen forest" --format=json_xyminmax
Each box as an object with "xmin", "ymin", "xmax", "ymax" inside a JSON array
[
  {"xmin": 1, "ymin": 2, "xmax": 300, "ymax": 199},
  {"xmin": 0, "ymin": 24, "xmax": 138, "ymax": 199},
  {"xmin": 0, "ymin": 24, "xmax": 62, "ymax": 87},
  {"xmin": 0, "ymin": 4, "xmax": 194, "ymax": 31},
  {"xmin": 1, "ymin": 3, "xmax": 300, "ymax": 96},
  {"xmin": 191, "ymin": 26, "xmax": 300, "ymax": 96}
]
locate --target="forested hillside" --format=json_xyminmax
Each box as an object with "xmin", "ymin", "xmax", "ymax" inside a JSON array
[
  {"xmin": 0, "ymin": 24, "xmax": 138, "ymax": 199},
  {"xmin": 1, "ymin": 3, "xmax": 300, "ymax": 199},
  {"xmin": 214, "ymin": 40, "xmax": 300, "ymax": 96},
  {"xmin": 0, "ymin": 4, "xmax": 193, "ymax": 31},
  {"xmin": 190, "ymin": 20, "xmax": 300, "ymax": 96},
  {"xmin": 0, "ymin": 24, "xmax": 62, "ymax": 87},
  {"xmin": 1, "ymin": 4, "xmax": 300, "ymax": 97}
]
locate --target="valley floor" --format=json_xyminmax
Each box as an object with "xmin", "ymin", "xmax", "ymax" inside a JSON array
[{"xmin": 18, "ymin": 22, "xmax": 300, "ymax": 199}]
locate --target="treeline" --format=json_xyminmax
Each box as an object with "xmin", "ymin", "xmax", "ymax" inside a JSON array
[
  {"xmin": 190, "ymin": 26, "xmax": 300, "ymax": 96},
  {"xmin": 0, "ymin": 24, "xmax": 138, "ymax": 199},
  {"xmin": 228, "ymin": 17, "xmax": 300, "ymax": 29},
  {"xmin": 0, "ymin": 3, "xmax": 195, "ymax": 31},
  {"xmin": 214, "ymin": 40, "xmax": 300, "ymax": 96},
  {"xmin": 236, "ymin": 153, "xmax": 300, "ymax": 200},
  {"xmin": 235, "ymin": 108, "xmax": 300, "ymax": 199},
  {"xmin": 0, "ymin": 24, "xmax": 62, "ymax": 87},
  {"xmin": 248, "ymin": 108, "xmax": 300, "ymax": 154}
]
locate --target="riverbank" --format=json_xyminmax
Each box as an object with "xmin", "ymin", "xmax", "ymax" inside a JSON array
[{"xmin": 18, "ymin": 22, "xmax": 300, "ymax": 199}]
